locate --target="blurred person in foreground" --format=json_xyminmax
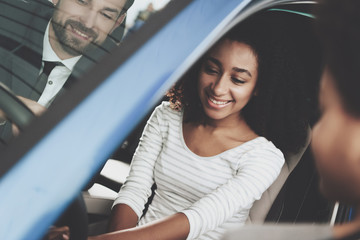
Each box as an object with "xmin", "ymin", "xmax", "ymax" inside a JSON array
[
  {"xmin": 222, "ymin": 0, "xmax": 360, "ymax": 239},
  {"xmin": 311, "ymin": 0, "xmax": 360, "ymax": 238}
]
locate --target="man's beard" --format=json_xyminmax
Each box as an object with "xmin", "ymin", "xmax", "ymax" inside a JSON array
[{"xmin": 51, "ymin": 19, "xmax": 99, "ymax": 56}]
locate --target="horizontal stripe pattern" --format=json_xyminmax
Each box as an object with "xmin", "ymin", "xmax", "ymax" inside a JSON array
[{"xmin": 114, "ymin": 102, "xmax": 284, "ymax": 239}]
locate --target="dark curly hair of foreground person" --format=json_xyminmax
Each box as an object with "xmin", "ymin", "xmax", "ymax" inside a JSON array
[
  {"xmin": 315, "ymin": 0, "xmax": 360, "ymax": 117},
  {"xmin": 167, "ymin": 12, "xmax": 321, "ymax": 154}
]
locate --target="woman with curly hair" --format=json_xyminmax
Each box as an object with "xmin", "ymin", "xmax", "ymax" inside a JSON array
[{"xmin": 89, "ymin": 15, "xmax": 313, "ymax": 240}]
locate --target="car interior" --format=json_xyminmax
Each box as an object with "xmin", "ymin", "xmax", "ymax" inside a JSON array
[
  {"xmin": 85, "ymin": 1, "xmax": 335, "ymax": 234},
  {"xmin": 0, "ymin": 0, "xmax": 352, "ymax": 239}
]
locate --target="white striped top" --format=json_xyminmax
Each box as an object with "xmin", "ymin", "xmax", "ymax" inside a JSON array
[{"xmin": 113, "ymin": 102, "xmax": 285, "ymax": 240}]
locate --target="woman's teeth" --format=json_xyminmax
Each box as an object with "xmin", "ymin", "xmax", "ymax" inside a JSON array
[{"xmin": 210, "ymin": 97, "xmax": 229, "ymax": 105}]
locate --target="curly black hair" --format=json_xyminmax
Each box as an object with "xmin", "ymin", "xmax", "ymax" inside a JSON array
[
  {"xmin": 315, "ymin": 0, "xmax": 360, "ymax": 117},
  {"xmin": 167, "ymin": 11, "xmax": 322, "ymax": 154}
]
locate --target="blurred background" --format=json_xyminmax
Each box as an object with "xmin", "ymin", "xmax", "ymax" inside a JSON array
[{"xmin": 125, "ymin": 0, "xmax": 171, "ymax": 36}]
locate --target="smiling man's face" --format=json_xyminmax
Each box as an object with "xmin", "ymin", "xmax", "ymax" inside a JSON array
[{"xmin": 50, "ymin": 0, "xmax": 126, "ymax": 59}]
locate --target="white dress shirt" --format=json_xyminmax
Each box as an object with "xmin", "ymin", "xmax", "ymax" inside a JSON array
[{"xmin": 37, "ymin": 21, "xmax": 81, "ymax": 107}]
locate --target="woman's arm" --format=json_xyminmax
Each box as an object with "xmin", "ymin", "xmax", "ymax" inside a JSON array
[
  {"xmin": 98, "ymin": 143, "xmax": 284, "ymax": 240},
  {"xmin": 180, "ymin": 144, "xmax": 285, "ymax": 239},
  {"xmin": 90, "ymin": 213, "xmax": 190, "ymax": 240},
  {"xmin": 106, "ymin": 103, "xmax": 168, "ymax": 231},
  {"xmin": 108, "ymin": 204, "xmax": 138, "ymax": 232}
]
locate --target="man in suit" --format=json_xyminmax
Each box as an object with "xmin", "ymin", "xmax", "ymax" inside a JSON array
[
  {"xmin": 0, "ymin": 0, "xmax": 134, "ymax": 142},
  {"xmin": 0, "ymin": 1, "xmax": 135, "ymax": 239}
]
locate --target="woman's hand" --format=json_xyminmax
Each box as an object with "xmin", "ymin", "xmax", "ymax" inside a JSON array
[
  {"xmin": 87, "ymin": 212, "xmax": 189, "ymax": 240},
  {"xmin": 44, "ymin": 226, "xmax": 70, "ymax": 240}
]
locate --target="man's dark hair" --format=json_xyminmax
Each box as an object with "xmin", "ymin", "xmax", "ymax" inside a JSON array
[{"xmin": 315, "ymin": 0, "xmax": 360, "ymax": 117}]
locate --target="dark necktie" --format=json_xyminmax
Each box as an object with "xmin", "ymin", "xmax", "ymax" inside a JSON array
[{"xmin": 30, "ymin": 61, "xmax": 59, "ymax": 100}]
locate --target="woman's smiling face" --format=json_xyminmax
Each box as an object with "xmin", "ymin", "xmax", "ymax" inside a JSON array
[{"xmin": 198, "ymin": 39, "xmax": 259, "ymax": 122}]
